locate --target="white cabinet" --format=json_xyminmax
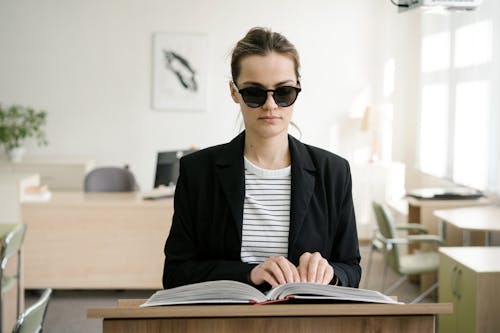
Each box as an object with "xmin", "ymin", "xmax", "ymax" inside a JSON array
[
  {"xmin": 350, "ymin": 161, "xmax": 406, "ymax": 240},
  {"xmin": 0, "ymin": 157, "xmax": 94, "ymax": 191}
]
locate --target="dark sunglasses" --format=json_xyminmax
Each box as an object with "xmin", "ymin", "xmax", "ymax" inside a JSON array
[{"xmin": 233, "ymin": 82, "xmax": 301, "ymax": 108}]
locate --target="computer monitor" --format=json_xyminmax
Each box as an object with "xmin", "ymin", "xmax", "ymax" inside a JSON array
[{"xmin": 154, "ymin": 150, "xmax": 193, "ymax": 188}]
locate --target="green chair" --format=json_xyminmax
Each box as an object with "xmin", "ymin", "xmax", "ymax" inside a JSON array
[
  {"xmin": 364, "ymin": 203, "xmax": 429, "ymax": 288},
  {"xmin": 12, "ymin": 288, "xmax": 52, "ymax": 333},
  {"xmin": 368, "ymin": 202, "xmax": 443, "ymax": 303},
  {"xmin": 0, "ymin": 224, "xmax": 27, "ymax": 331}
]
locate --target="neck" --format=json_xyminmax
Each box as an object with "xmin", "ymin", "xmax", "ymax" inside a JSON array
[{"xmin": 244, "ymin": 132, "xmax": 290, "ymax": 169}]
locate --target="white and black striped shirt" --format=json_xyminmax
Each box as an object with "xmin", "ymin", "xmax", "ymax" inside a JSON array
[{"xmin": 240, "ymin": 157, "xmax": 291, "ymax": 264}]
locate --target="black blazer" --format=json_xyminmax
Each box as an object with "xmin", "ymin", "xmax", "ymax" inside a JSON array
[{"xmin": 163, "ymin": 132, "xmax": 361, "ymax": 289}]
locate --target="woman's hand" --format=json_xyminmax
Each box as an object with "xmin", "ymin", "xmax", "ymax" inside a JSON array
[
  {"xmin": 249, "ymin": 256, "xmax": 300, "ymax": 287},
  {"xmin": 297, "ymin": 252, "xmax": 334, "ymax": 284}
]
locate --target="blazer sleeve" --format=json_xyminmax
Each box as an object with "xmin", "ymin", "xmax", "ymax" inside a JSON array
[
  {"xmin": 162, "ymin": 158, "xmax": 255, "ymax": 289},
  {"xmin": 329, "ymin": 160, "xmax": 361, "ymax": 288}
]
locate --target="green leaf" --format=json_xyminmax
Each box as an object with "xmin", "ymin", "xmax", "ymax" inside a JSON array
[{"xmin": 0, "ymin": 103, "xmax": 49, "ymax": 150}]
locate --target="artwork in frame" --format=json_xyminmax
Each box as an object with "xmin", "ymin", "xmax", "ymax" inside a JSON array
[{"xmin": 152, "ymin": 32, "xmax": 208, "ymax": 111}]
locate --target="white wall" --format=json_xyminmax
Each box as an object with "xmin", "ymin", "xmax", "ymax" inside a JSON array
[
  {"xmin": 0, "ymin": 0, "xmax": 417, "ymax": 189},
  {"xmin": 371, "ymin": 2, "xmax": 423, "ymax": 189}
]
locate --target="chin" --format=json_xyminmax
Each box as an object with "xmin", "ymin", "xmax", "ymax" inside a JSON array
[{"xmin": 253, "ymin": 126, "xmax": 288, "ymax": 139}]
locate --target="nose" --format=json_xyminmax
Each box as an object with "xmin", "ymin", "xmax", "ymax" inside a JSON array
[{"xmin": 262, "ymin": 92, "xmax": 278, "ymax": 111}]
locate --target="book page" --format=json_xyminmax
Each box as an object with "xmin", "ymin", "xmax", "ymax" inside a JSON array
[
  {"xmin": 266, "ymin": 282, "xmax": 400, "ymax": 304},
  {"xmin": 141, "ymin": 280, "xmax": 267, "ymax": 307}
]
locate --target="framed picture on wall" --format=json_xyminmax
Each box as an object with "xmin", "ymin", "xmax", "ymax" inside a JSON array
[{"xmin": 152, "ymin": 32, "xmax": 208, "ymax": 111}]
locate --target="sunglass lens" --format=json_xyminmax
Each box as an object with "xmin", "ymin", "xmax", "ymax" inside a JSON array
[
  {"xmin": 274, "ymin": 87, "xmax": 298, "ymax": 107},
  {"xmin": 241, "ymin": 87, "xmax": 267, "ymax": 108}
]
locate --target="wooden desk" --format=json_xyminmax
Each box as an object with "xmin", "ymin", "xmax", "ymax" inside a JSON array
[
  {"xmin": 0, "ymin": 224, "xmax": 24, "ymax": 333},
  {"xmin": 21, "ymin": 192, "xmax": 173, "ymax": 289},
  {"xmin": 439, "ymin": 247, "xmax": 500, "ymax": 333},
  {"xmin": 88, "ymin": 300, "xmax": 453, "ymax": 333},
  {"xmin": 435, "ymin": 206, "xmax": 500, "ymax": 246},
  {"xmin": 406, "ymin": 197, "xmax": 490, "ymax": 234}
]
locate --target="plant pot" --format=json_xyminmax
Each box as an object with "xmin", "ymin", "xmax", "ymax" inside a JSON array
[{"xmin": 7, "ymin": 146, "xmax": 26, "ymax": 163}]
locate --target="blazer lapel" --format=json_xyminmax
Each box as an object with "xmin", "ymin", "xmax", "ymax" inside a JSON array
[
  {"xmin": 215, "ymin": 132, "xmax": 246, "ymax": 243},
  {"xmin": 288, "ymin": 135, "xmax": 316, "ymax": 248}
]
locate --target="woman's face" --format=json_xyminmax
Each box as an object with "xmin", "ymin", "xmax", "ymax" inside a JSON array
[{"xmin": 230, "ymin": 52, "xmax": 298, "ymax": 140}]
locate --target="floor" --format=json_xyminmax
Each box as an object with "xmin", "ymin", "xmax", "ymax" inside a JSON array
[{"xmin": 25, "ymin": 245, "xmax": 435, "ymax": 333}]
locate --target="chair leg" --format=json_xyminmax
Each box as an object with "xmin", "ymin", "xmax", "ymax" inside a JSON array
[
  {"xmin": 16, "ymin": 249, "xmax": 21, "ymax": 318},
  {"xmin": 381, "ymin": 257, "xmax": 389, "ymax": 291},
  {"xmin": 384, "ymin": 275, "xmax": 407, "ymax": 295},
  {"xmin": 0, "ymin": 266, "xmax": 3, "ymax": 333},
  {"xmin": 363, "ymin": 243, "xmax": 375, "ymax": 289},
  {"xmin": 410, "ymin": 281, "xmax": 438, "ymax": 304}
]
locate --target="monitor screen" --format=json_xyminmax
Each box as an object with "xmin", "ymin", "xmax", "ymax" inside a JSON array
[{"xmin": 154, "ymin": 150, "xmax": 193, "ymax": 188}]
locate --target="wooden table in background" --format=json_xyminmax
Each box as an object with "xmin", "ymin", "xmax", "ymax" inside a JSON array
[
  {"xmin": 88, "ymin": 300, "xmax": 453, "ymax": 333},
  {"xmin": 406, "ymin": 197, "xmax": 490, "ymax": 235},
  {"xmin": 435, "ymin": 206, "xmax": 500, "ymax": 246},
  {"xmin": 21, "ymin": 192, "xmax": 173, "ymax": 289}
]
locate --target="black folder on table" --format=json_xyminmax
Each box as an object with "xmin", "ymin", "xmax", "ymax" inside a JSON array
[{"xmin": 406, "ymin": 187, "xmax": 483, "ymax": 200}]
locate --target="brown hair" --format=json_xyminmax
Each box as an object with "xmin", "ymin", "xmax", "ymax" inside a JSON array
[{"xmin": 231, "ymin": 27, "xmax": 301, "ymax": 84}]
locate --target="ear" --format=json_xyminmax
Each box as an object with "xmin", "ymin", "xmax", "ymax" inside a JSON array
[{"xmin": 229, "ymin": 81, "xmax": 240, "ymax": 104}]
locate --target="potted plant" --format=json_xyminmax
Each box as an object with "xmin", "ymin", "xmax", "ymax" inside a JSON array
[{"xmin": 0, "ymin": 103, "xmax": 48, "ymax": 162}]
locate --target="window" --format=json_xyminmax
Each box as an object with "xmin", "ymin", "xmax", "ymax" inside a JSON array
[
  {"xmin": 419, "ymin": 84, "xmax": 448, "ymax": 177},
  {"xmin": 418, "ymin": 0, "xmax": 499, "ymax": 194},
  {"xmin": 453, "ymin": 81, "xmax": 490, "ymax": 189}
]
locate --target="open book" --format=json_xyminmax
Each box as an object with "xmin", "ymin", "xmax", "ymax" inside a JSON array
[{"xmin": 141, "ymin": 280, "xmax": 400, "ymax": 307}]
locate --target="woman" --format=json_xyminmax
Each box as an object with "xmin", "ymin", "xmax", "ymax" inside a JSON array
[{"xmin": 163, "ymin": 27, "xmax": 361, "ymax": 289}]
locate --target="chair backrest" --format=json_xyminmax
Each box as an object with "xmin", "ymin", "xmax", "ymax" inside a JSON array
[
  {"xmin": 1, "ymin": 224, "xmax": 27, "ymax": 271},
  {"xmin": 84, "ymin": 167, "xmax": 137, "ymax": 192},
  {"xmin": 372, "ymin": 201, "xmax": 401, "ymax": 272},
  {"xmin": 12, "ymin": 288, "xmax": 52, "ymax": 333}
]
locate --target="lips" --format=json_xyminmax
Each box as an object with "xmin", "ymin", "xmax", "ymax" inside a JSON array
[{"xmin": 259, "ymin": 116, "xmax": 281, "ymax": 120}]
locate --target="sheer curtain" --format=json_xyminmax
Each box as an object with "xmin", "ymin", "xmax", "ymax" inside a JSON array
[{"xmin": 418, "ymin": 0, "xmax": 499, "ymax": 195}]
